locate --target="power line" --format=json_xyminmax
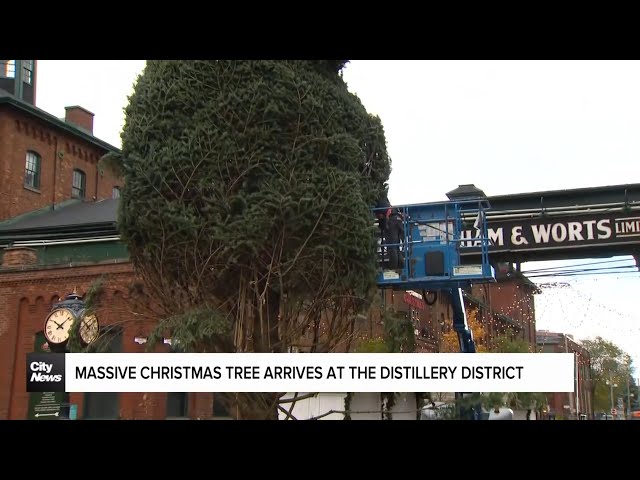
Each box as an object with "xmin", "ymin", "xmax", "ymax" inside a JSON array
[
  {"xmin": 522, "ymin": 258, "xmax": 635, "ymax": 274},
  {"xmin": 525, "ymin": 266, "xmax": 639, "ymax": 279}
]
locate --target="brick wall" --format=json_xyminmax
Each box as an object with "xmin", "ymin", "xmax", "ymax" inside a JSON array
[
  {"xmin": 0, "ymin": 260, "xmax": 216, "ymax": 420},
  {"xmin": 389, "ymin": 290, "xmax": 441, "ymax": 352},
  {"xmin": 1, "ymin": 247, "xmax": 38, "ymax": 267},
  {"xmin": 538, "ymin": 335, "xmax": 593, "ymax": 418},
  {"xmin": 0, "ymin": 106, "xmax": 122, "ymax": 221},
  {"xmin": 485, "ymin": 279, "xmax": 537, "ymax": 346}
]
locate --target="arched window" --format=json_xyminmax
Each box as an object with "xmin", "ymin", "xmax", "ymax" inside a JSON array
[
  {"xmin": 24, "ymin": 151, "xmax": 41, "ymax": 190},
  {"xmin": 72, "ymin": 169, "xmax": 86, "ymax": 199}
]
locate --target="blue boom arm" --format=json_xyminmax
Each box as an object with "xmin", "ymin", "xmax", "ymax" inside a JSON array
[
  {"xmin": 373, "ymin": 198, "xmax": 495, "ymax": 418},
  {"xmin": 444, "ymin": 287, "xmax": 476, "ymax": 354}
]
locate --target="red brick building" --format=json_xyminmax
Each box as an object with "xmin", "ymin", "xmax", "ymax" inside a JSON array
[
  {"xmin": 467, "ymin": 265, "xmax": 540, "ymax": 349},
  {"xmin": 537, "ymin": 330, "xmax": 593, "ymax": 419},
  {"xmin": 0, "ymin": 62, "xmax": 122, "ymax": 222},
  {"xmin": 378, "ymin": 263, "xmax": 541, "ymax": 354},
  {"xmin": 0, "ymin": 61, "xmax": 229, "ymax": 420}
]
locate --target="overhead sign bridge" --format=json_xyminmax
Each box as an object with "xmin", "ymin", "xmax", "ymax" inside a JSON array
[
  {"xmin": 455, "ymin": 183, "xmax": 640, "ymax": 265},
  {"xmin": 370, "ymin": 182, "xmax": 640, "ymax": 418}
]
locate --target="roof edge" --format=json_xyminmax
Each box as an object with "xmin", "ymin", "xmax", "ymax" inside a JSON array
[
  {"xmin": 0, "ymin": 95, "xmax": 120, "ymax": 153},
  {"xmin": 487, "ymin": 183, "xmax": 640, "ymax": 201},
  {"xmin": 0, "ymin": 199, "xmax": 80, "ymax": 228}
]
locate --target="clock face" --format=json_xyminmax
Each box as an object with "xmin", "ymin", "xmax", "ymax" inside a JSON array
[
  {"xmin": 44, "ymin": 308, "xmax": 75, "ymax": 345},
  {"xmin": 79, "ymin": 313, "xmax": 100, "ymax": 345}
]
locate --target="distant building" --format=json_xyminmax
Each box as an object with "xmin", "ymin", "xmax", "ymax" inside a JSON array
[{"xmin": 537, "ymin": 330, "xmax": 593, "ymax": 419}]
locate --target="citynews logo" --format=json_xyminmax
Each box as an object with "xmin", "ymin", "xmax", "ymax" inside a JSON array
[{"xmin": 26, "ymin": 353, "xmax": 66, "ymax": 392}]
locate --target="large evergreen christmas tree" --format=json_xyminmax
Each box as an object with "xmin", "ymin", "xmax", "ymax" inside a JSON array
[{"xmin": 117, "ymin": 60, "xmax": 391, "ymax": 418}]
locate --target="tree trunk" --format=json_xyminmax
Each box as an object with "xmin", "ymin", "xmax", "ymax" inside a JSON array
[
  {"xmin": 234, "ymin": 284, "xmax": 281, "ymax": 419},
  {"xmin": 252, "ymin": 281, "xmax": 281, "ymax": 353},
  {"xmin": 235, "ymin": 392, "xmax": 280, "ymax": 420},
  {"xmin": 266, "ymin": 287, "xmax": 281, "ymax": 351}
]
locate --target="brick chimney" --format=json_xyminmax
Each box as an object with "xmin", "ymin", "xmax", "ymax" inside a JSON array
[
  {"xmin": 2, "ymin": 246, "xmax": 38, "ymax": 268},
  {"xmin": 64, "ymin": 105, "xmax": 94, "ymax": 134}
]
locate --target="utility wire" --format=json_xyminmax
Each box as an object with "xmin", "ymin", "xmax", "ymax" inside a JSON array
[
  {"xmin": 524, "ymin": 264, "xmax": 637, "ymax": 276},
  {"xmin": 522, "ymin": 258, "xmax": 635, "ymax": 274},
  {"xmin": 525, "ymin": 268, "xmax": 640, "ymax": 279}
]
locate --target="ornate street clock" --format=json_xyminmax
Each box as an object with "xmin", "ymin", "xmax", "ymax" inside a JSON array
[
  {"xmin": 44, "ymin": 308, "xmax": 75, "ymax": 347},
  {"xmin": 44, "ymin": 288, "xmax": 100, "ymax": 351}
]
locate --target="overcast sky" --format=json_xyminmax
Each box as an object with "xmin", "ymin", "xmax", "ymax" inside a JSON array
[{"xmin": 35, "ymin": 60, "xmax": 640, "ymax": 374}]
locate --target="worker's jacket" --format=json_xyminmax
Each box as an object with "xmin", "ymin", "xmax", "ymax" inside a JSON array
[{"xmin": 384, "ymin": 212, "xmax": 404, "ymax": 245}]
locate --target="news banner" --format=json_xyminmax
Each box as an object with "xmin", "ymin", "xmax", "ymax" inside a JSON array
[{"xmin": 26, "ymin": 352, "xmax": 575, "ymax": 393}]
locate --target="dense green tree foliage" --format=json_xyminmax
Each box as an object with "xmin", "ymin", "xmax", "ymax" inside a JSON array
[
  {"xmin": 582, "ymin": 336, "xmax": 637, "ymax": 414},
  {"xmin": 116, "ymin": 60, "xmax": 391, "ymax": 418}
]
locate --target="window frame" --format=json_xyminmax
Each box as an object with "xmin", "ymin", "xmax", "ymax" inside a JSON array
[
  {"xmin": 166, "ymin": 392, "xmax": 189, "ymax": 419},
  {"xmin": 213, "ymin": 394, "xmax": 233, "ymax": 419},
  {"xmin": 24, "ymin": 150, "xmax": 41, "ymax": 190},
  {"xmin": 72, "ymin": 169, "xmax": 86, "ymax": 199},
  {"xmin": 22, "ymin": 60, "xmax": 34, "ymax": 85},
  {"xmin": 2, "ymin": 60, "xmax": 16, "ymax": 78}
]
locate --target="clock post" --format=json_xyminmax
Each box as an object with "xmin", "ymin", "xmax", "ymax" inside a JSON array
[{"xmin": 33, "ymin": 287, "xmax": 100, "ymax": 420}]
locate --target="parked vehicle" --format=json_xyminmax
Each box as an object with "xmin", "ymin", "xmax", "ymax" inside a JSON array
[
  {"xmin": 420, "ymin": 402, "xmax": 514, "ymax": 420},
  {"xmin": 420, "ymin": 401, "xmax": 454, "ymax": 420}
]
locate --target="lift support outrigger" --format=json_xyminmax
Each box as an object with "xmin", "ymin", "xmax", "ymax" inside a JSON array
[{"xmin": 373, "ymin": 198, "xmax": 496, "ymax": 418}]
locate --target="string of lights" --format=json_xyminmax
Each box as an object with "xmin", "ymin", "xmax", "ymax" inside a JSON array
[{"xmin": 531, "ymin": 271, "xmax": 640, "ymax": 369}]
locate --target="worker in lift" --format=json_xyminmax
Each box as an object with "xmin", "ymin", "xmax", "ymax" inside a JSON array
[
  {"xmin": 374, "ymin": 197, "xmax": 390, "ymax": 268},
  {"xmin": 374, "ymin": 195, "xmax": 404, "ymax": 270}
]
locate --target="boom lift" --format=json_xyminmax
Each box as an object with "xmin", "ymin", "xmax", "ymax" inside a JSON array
[
  {"xmin": 373, "ymin": 198, "xmax": 496, "ymax": 418},
  {"xmin": 374, "ymin": 197, "xmax": 495, "ymax": 351}
]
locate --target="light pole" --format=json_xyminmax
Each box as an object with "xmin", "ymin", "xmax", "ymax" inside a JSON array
[
  {"xmin": 606, "ymin": 373, "xmax": 617, "ymax": 415},
  {"xmin": 602, "ymin": 354, "xmax": 621, "ymax": 418},
  {"xmin": 627, "ymin": 378, "xmax": 633, "ymax": 419},
  {"xmin": 623, "ymin": 357, "xmax": 633, "ymax": 419}
]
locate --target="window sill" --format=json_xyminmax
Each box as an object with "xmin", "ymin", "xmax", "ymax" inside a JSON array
[
  {"xmin": 166, "ymin": 416, "xmax": 190, "ymax": 420},
  {"xmin": 23, "ymin": 185, "xmax": 41, "ymax": 194}
]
